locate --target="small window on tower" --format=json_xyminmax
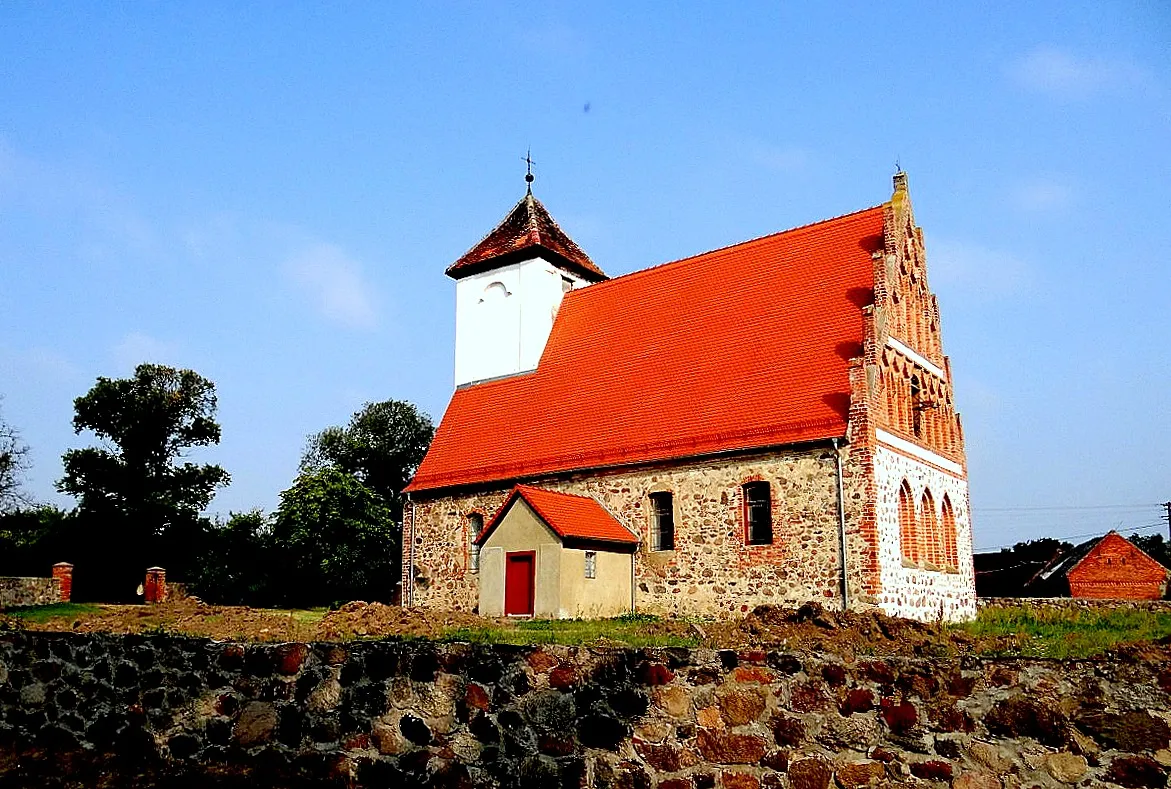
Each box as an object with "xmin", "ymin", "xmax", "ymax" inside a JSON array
[
  {"xmin": 468, "ymin": 513, "xmax": 483, "ymax": 573},
  {"xmin": 744, "ymin": 482, "xmax": 773, "ymax": 545},
  {"xmin": 561, "ymin": 275, "xmax": 574, "ymax": 293},
  {"xmin": 649, "ymin": 492, "xmax": 675, "ymax": 551},
  {"xmin": 585, "ymin": 551, "xmax": 597, "ymax": 579}
]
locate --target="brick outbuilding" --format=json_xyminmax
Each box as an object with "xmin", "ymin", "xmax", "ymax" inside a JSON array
[{"xmin": 1028, "ymin": 531, "xmax": 1169, "ymax": 600}]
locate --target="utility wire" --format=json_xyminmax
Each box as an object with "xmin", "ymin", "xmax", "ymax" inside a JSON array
[
  {"xmin": 978, "ymin": 522, "xmax": 1161, "ymax": 552},
  {"xmin": 977, "ymin": 503, "xmax": 1160, "ymax": 513}
]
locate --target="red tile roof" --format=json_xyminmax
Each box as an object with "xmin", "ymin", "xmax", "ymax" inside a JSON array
[
  {"xmin": 409, "ymin": 204, "xmax": 886, "ymax": 493},
  {"xmin": 475, "ymin": 485, "xmax": 638, "ymax": 546},
  {"xmin": 445, "ymin": 191, "xmax": 607, "ymax": 282}
]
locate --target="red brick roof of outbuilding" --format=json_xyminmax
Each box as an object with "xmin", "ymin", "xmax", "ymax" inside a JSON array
[
  {"xmin": 445, "ymin": 191, "xmax": 607, "ymax": 282},
  {"xmin": 474, "ymin": 485, "xmax": 638, "ymax": 546},
  {"xmin": 408, "ymin": 204, "xmax": 886, "ymax": 493}
]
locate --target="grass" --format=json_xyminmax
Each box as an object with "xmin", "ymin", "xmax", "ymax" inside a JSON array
[
  {"xmin": 956, "ymin": 603, "xmax": 1171, "ymax": 659},
  {"xmin": 443, "ymin": 613, "xmax": 699, "ymax": 648},
  {"xmin": 2, "ymin": 602, "xmax": 101, "ymax": 624}
]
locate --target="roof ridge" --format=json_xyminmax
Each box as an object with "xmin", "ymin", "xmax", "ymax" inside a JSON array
[{"xmin": 580, "ymin": 203, "xmax": 886, "ymax": 294}]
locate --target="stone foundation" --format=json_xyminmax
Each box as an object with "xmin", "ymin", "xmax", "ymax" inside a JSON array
[{"xmin": 2, "ymin": 631, "xmax": 1169, "ymax": 787}]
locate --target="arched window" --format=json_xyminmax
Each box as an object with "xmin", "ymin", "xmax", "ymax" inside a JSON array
[
  {"xmin": 479, "ymin": 281, "xmax": 510, "ymax": 303},
  {"xmin": 920, "ymin": 489, "xmax": 939, "ymax": 566},
  {"xmin": 898, "ymin": 481, "xmax": 917, "ymax": 563},
  {"xmin": 743, "ymin": 481, "xmax": 773, "ymax": 545},
  {"xmin": 941, "ymin": 495, "xmax": 958, "ymax": 569}
]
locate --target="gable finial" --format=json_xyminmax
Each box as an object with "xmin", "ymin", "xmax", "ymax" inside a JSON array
[{"xmin": 523, "ymin": 148, "xmax": 536, "ymax": 193}]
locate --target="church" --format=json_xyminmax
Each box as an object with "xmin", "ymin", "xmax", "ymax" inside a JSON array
[{"xmin": 402, "ymin": 172, "xmax": 977, "ymax": 622}]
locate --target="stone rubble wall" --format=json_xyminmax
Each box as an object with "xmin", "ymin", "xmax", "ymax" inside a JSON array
[
  {"xmin": 2, "ymin": 631, "xmax": 1170, "ymax": 788},
  {"xmin": 978, "ymin": 597, "xmax": 1171, "ymax": 612},
  {"xmin": 0, "ymin": 577, "xmax": 61, "ymax": 609},
  {"xmin": 408, "ymin": 447, "xmax": 879, "ymax": 620}
]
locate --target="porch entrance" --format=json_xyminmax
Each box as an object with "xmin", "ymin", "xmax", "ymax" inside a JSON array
[{"xmin": 504, "ymin": 551, "xmax": 535, "ymax": 616}]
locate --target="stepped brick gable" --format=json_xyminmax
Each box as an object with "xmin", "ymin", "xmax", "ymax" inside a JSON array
[{"xmin": 405, "ymin": 174, "xmax": 978, "ymax": 622}]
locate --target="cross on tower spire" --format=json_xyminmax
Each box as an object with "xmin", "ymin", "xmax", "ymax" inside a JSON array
[{"xmin": 523, "ymin": 149, "xmax": 535, "ymax": 192}]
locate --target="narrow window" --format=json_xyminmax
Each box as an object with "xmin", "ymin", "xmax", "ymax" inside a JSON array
[
  {"xmin": 743, "ymin": 481, "xmax": 773, "ymax": 545},
  {"xmin": 468, "ymin": 513, "xmax": 483, "ymax": 573},
  {"xmin": 898, "ymin": 481, "xmax": 917, "ymax": 563},
  {"xmin": 584, "ymin": 551, "xmax": 597, "ymax": 579},
  {"xmin": 649, "ymin": 492, "xmax": 674, "ymax": 551},
  {"xmin": 940, "ymin": 495, "xmax": 957, "ymax": 568},
  {"xmin": 910, "ymin": 375, "xmax": 923, "ymax": 437},
  {"xmin": 561, "ymin": 275, "xmax": 574, "ymax": 293},
  {"xmin": 921, "ymin": 489, "xmax": 939, "ymax": 566}
]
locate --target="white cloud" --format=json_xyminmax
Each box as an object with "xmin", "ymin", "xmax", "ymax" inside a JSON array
[
  {"xmin": 1008, "ymin": 46, "xmax": 1144, "ymax": 99},
  {"xmin": 113, "ymin": 333, "xmax": 179, "ymax": 372},
  {"xmin": 287, "ymin": 243, "xmax": 378, "ymax": 330},
  {"xmin": 928, "ymin": 239, "xmax": 1033, "ymax": 299},
  {"xmin": 1010, "ymin": 177, "xmax": 1076, "ymax": 213}
]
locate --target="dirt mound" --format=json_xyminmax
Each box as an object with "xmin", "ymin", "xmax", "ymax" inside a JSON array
[
  {"xmin": 699, "ymin": 601, "xmax": 979, "ymax": 658},
  {"xmin": 2, "ymin": 598, "xmax": 1147, "ymax": 659},
  {"xmin": 316, "ymin": 601, "xmax": 490, "ymax": 641}
]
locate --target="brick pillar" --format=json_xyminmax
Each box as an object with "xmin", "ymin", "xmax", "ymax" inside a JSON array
[
  {"xmin": 144, "ymin": 567, "xmax": 167, "ymax": 604},
  {"xmin": 52, "ymin": 562, "xmax": 73, "ymax": 603}
]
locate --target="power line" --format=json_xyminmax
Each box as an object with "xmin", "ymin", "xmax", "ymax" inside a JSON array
[
  {"xmin": 976, "ymin": 503, "xmax": 1160, "ymax": 513},
  {"xmin": 974, "ymin": 522, "xmax": 1164, "ymax": 553}
]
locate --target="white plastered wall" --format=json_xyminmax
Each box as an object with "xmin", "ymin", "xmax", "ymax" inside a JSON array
[
  {"xmin": 873, "ymin": 444, "xmax": 977, "ymax": 622},
  {"xmin": 559, "ymin": 547, "xmax": 633, "ymax": 619},
  {"xmin": 453, "ymin": 255, "xmax": 589, "ymax": 387},
  {"xmin": 478, "ymin": 499, "xmax": 562, "ymax": 617}
]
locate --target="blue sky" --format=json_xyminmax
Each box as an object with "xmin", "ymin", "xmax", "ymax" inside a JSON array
[{"xmin": 2, "ymin": 2, "xmax": 1168, "ymax": 551}]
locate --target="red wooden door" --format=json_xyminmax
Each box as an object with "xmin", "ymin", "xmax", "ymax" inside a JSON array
[{"xmin": 504, "ymin": 552, "xmax": 535, "ymax": 616}]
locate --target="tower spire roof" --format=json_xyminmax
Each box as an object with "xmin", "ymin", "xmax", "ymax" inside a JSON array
[{"xmin": 445, "ymin": 190, "xmax": 606, "ymax": 282}]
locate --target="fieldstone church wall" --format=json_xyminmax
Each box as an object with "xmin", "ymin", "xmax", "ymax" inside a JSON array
[
  {"xmin": 407, "ymin": 446, "xmax": 879, "ymax": 619},
  {"xmin": 2, "ymin": 631, "xmax": 1169, "ymax": 788}
]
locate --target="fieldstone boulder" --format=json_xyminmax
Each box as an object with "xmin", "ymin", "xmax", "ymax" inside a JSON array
[
  {"xmin": 1105, "ymin": 755, "xmax": 1168, "ymax": 789},
  {"xmin": 788, "ymin": 756, "xmax": 832, "ymax": 789},
  {"xmin": 834, "ymin": 759, "xmax": 884, "ymax": 788},
  {"xmin": 984, "ymin": 695, "xmax": 1067, "ymax": 747},
  {"xmin": 696, "ymin": 728, "xmax": 767, "ymax": 764},
  {"xmin": 1042, "ymin": 751, "xmax": 1088, "ymax": 784},
  {"xmin": 234, "ymin": 701, "xmax": 278, "ymax": 747}
]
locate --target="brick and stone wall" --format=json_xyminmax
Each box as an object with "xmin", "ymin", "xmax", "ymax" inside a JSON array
[
  {"xmin": 0, "ymin": 564, "xmax": 72, "ymax": 609},
  {"xmin": 2, "ymin": 632, "xmax": 1170, "ymax": 787},
  {"xmin": 408, "ymin": 445, "xmax": 879, "ymax": 619},
  {"xmin": 0, "ymin": 577, "xmax": 61, "ymax": 609},
  {"xmin": 871, "ymin": 447, "xmax": 976, "ymax": 622}
]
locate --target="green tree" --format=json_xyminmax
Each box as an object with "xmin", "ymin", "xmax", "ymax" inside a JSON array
[
  {"xmin": 0, "ymin": 505, "xmax": 73, "ymax": 577},
  {"xmin": 270, "ymin": 468, "xmax": 396, "ymax": 606},
  {"xmin": 0, "ymin": 399, "xmax": 30, "ymax": 514},
  {"xmin": 57, "ymin": 364, "xmax": 229, "ymax": 599},
  {"xmin": 187, "ymin": 510, "xmax": 278, "ymax": 606},
  {"xmin": 300, "ymin": 399, "xmax": 433, "ymax": 521}
]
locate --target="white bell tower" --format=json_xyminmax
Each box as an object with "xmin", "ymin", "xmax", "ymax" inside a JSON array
[{"xmin": 446, "ymin": 177, "xmax": 606, "ymax": 387}]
